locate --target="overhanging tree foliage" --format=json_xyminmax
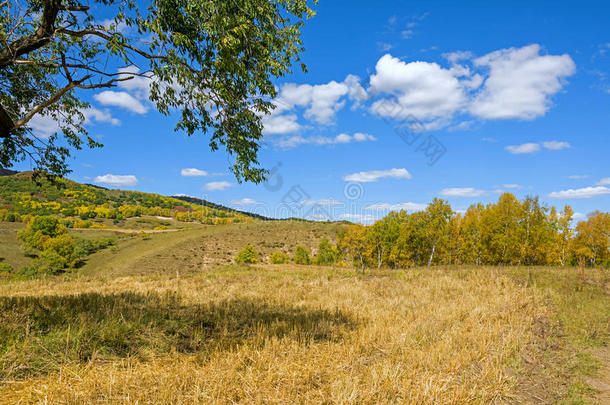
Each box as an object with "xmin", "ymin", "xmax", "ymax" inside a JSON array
[{"xmin": 0, "ymin": 0, "xmax": 315, "ymax": 180}]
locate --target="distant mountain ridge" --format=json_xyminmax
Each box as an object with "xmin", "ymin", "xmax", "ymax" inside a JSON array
[
  {"xmin": 0, "ymin": 168, "xmax": 18, "ymax": 176},
  {"xmin": 171, "ymin": 195, "xmax": 275, "ymax": 221}
]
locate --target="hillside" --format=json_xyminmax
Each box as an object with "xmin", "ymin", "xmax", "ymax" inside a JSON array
[{"xmin": 0, "ymin": 171, "xmax": 264, "ymax": 227}]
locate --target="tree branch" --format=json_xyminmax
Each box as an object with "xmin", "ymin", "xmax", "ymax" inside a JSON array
[
  {"xmin": 0, "ymin": 0, "xmax": 62, "ymax": 68},
  {"xmin": 10, "ymin": 75, "xmax": 92, "ymax": 132},
  {"xmin": 57, "ymin": 28, "xmax": 167, "ymax": 60}
]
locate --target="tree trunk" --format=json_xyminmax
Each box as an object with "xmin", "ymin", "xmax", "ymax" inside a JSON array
[
  {"xmin": 427, "ymin": 240, "xmax": 437, "ymax": 267},
  {"xmin": 0, "ymin": 104, "xmax": 13, "ymax": 138}
]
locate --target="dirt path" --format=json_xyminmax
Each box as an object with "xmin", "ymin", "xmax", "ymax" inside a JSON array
[{"xmin": 587, "ymin": 346, "xmax": 610, "ymax": 404}]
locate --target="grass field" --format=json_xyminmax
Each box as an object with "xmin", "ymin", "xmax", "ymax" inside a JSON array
[{"xmin": 0, "ymin": 221, "xmax": 609, "ymax": 404}]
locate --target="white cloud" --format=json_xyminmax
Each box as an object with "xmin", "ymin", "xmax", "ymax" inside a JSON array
[
  {"xmin": 262, "ymin": 114, "xmax": 301, "ymax": 135},
  {"xmin": 343, "ymin": 168, "xmax": 411, "ymax": 183},
  {"xmin": 229, "ymin": 198, "xmax": 259, "ymax": 205},
  {"xmin": 94, "ymin": 174, "xmax": 138, "ymax": 187},
  {"xmin": 181, "ymin": 168, "xmax": 208, "ymax": 177},
  {"xmin": 27, "ymin": 107, "xmax": 121, "ymax": 138},
  {"xmin": 596, "ymin": 177, "xmax": 610, "ymax": 185},
  {"xmin": 573, "ymin": 212, "xmax": 587, "ymax": 221},
  {"xmin": 302, "ymin": 199, "xmax": 342, "ymax": 206},
  {"xmin": 98, "ymin": 18, "xmax": 129, "ymax": 34},
  {"xmin": 352, "ymin": 132, "xmax": 377, "ymax": 142},
  {"xmin": 549, "ymin": 186, "xmax": 610, "ymax": 199},
  {"xmin": 369, "ymin": 54, "xmax": 467, "ymax": 122},
  {"xmin": 542, "ymin": 140, "xmax": 570, "ymax": 150},
  {"xmin": 377, "ymin": 42, "xmax": 393, "ymax": 52},
  {"xmin": 340, "ymin": 213, "xmax": 378, "ymax": 224},
  {"xmin": 365, "ymin": 202, "xmax": 427, "ymax": 212},
  {"xmin": 568, "ymin": 174, "xmax": 589, "ymax": 179},
  {"xmin": 273, "ymin": 75, "xmax": 366, "ymax": 125},
  {"xmin": 401, "ymin": 29, "xmax": 414, "ymax": 39},
  {"xmin": 205, "ymin": 181, "xmax": 233, "ymax": 191},
  {"xmin": 273, "ymin": 132, "xmax": 376, "ymax": 149},
  {"xmin": 94, "ymin": 91, "xmax": 148, "ymax": 114},
  {"xmin": 443, "ymin": 50, "xmax": 474, "ymax": 64},
  {"xmin": 505, "ymin": 143, "xmax": 541, "ymax": 154},
  {"xmin": 503, "ymin": 184, "xmax": 522, "ymax": 189},
  {"xmin": 117, "ymin": 66, "xmax": 153, "ymax": 99},
  {"xmin": 82, "ymin": 107, "xmax": 121, "ymax": 126},
  {"xmin": 440, "ymin": 187, "xmax": 487, "ymax": 197},
  {"xmin": 470, "ymin": 44, "xmax": 576, "ymax": 120},
  {"xmin": 505, "ymin": 141, "xmax": 571, "ymax": 154}
]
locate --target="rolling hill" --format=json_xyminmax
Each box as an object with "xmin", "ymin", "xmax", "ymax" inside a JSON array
[{"xmin": 0, "ymin": 170, "xmax": 265, "ymax": 226}]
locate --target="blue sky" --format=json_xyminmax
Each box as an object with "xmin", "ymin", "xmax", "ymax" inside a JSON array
[{"xmin": 18, "ymin": 0, "xmax": 610, "ymax": 223}]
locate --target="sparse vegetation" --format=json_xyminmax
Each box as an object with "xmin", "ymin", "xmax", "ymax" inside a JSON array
[
  {"xmin": 315, "ymin": 238, "xmax": 336, "ymax": 266},
  {"xmin": 235, "ymin": 244, "xmax": 259, "ymax": 264},
  {"xmin": 293, "ymin": 245, "xmax": 311, "ymax": 265},
  {"xmin": 270, "ymin": 250, "xmax": 290, "ymax": 264}
]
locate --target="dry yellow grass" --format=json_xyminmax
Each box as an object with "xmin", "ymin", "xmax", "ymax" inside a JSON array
[{"xmin": 0, "ymin": 265, "xmax": 550, "ymax": 404}]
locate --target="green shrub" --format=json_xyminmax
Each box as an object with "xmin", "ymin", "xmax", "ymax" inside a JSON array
[
  {"xmin": 0, "ymin": 262, "xmax": 13, "ymax": 273},
  {"xmin": 74, "ymin": 238, "xmax": 95, "ymax": 258},
  {"xmin": 235, "ymin": 245, "xmax": 258, "ymax": 264},
  {"xmin": 293, "ymin": 246, "xmax": 311, "ymax": 265},
  {"xmin": 17, "ymin": 216, "xmax": 66, "ymax": 252},
  {"xmin": 315, "ymin": 238, "xmax": 336, "ymax": 266},
  {"xmin": 37, "ymin": 250, "xmax": 69, "ymax": 274},
  {"xmin": 270, "ymin": 250, "xmax": 290, "ymax": 264}
]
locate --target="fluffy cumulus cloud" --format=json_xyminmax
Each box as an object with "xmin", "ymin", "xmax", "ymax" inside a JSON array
[
  {"xmin": 596, "ymin": 178, "xmax": 610, "ymax": 185},
  {"xmin": 94, "ymin": 174, "xmax": 138, "ymax": 187},
  {"xmin": 94, "ymin": 91, "xmax": 148, "ymax": 114},
  {"xmin": 440, "ymin": 187, "xmax": 487, "ymax": 197},
  {"xmin": 262, "ymin": 114, "xmax": 301, "ymax": 135},
  {"xmin": 369, "ymin": 54, "xmax": 467, "ymax": 122},
  {"xmin": 470, "ymin": 44, "xmax": 576, "ymax": 120},
  {"xmin": 263, "ymin": 75, "xmax": 367, "ymax": 136},
  {"xmin": 229, "ymin": 198, "xmax": 259, "ymax": 205},
  {"xmin": 181, "ymin": 168, "xmax": 208, "ymax": 177},
  {"xmin": 260, "ymin": 44, "xmax": 575, "ymax": 146},
  {"xmin": 82, "ymin": 107, "xmax": 121, "ymax": 126},
  {"xmin": 205, "ymin": 181, "xmax": 233, "ymax": 191},
  {"xmin": 27, "ymin": 107, "xmax": 120, "ymax": 138},
  {"xmin": 364, "ymin": 202, "xmax": 427, "ymax": 212},
  {"xmin": 343, "ymin": 168, "xmax": 411, "ymax": 183},
  {"xmin": 549, "ymin": 186, "xmax": 610, "ymax": 199}
]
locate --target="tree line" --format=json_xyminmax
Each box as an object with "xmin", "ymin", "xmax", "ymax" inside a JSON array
[{"xmin": 337, "ymin": 193, "xmax": 609, "ymax": 269}]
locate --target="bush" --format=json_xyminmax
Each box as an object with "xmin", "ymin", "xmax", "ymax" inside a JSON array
[
  {"xmin": 235, "ymin": 245, "xmax": 258, "ymax": 264},
  {"xmin": 0, "ymin": 262, "xmax": 13, "ymax": 274},
  {"xmin": 37, "ymin": 250, "xmax": 69, "ymax": 274},
  {"xmin": 18, "ymin": 215, "xmax": 67, "ymax": 252},
  {"xmin": 315, "ymin": 238, "xmax": 336, "ymax": 266},
  {"xmin": 293, "ymin": 246, "xmax": 311, "ymax": 265},
  {"xmin": 270, "ymin": 250, "xmax": 290, "ymax": 264}
]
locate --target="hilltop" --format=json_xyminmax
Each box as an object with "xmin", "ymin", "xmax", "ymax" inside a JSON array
[{"xmin": 0, "ymin": 171, "xmax": 266, "ymax": 227}]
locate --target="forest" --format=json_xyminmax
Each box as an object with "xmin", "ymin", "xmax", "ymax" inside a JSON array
[{"xmin": 337, "ymin": 193, "xmax": 609, "ymax": 268}]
